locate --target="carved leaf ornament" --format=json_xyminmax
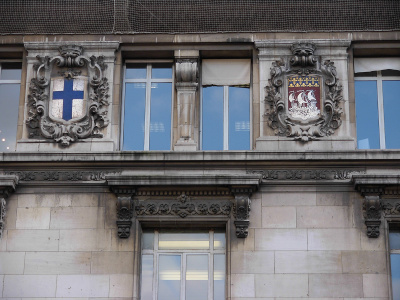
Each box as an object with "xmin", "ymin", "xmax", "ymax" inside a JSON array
[
  {"xmin": 265, "ymin": 42, "xmax": 343, "ymax": 142},
  {"xmin": 26, "ymin": 45, "xmax": 109, "ymax": 146}
]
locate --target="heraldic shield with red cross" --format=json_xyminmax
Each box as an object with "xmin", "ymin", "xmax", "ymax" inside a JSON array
[{"xmin": 287, "ymin": 75, "xmax": 322, "ymax": 121}]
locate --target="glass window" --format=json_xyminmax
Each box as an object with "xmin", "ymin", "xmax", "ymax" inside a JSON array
[
  {"xmin": 141, "ymin": 229, "xmax": 226, "ymax": 300},
  {"xmin": 0, "ymin": 62, "xmax": 22, "ymax": 151},
  {"xmin": 123, "ymin": 63, "xmax": 173, "ymax": 150},
  {"xmin": 201, "ymin": 59, "xmax": 251, "ymax": 150},
  {"xmin": 202, "ymin": 86, "xmax": 250, "ymax": 150},
  {"xmin": 355, "ymin": 68, "xmax": 400, "ymax": 149},
  {"xmin": 389, "ymin": 227, "xmax": 400, "ymax": 299}
]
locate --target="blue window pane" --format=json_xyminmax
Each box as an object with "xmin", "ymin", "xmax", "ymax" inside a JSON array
[
  {"xmin": 229, "ymin": 87, "xmax": 250, "ymax": 150},
  {"xmin": 391, "ymin": 254, "xmax": 400, "ymax": 300},
  {"xmin": 158, "ymin": 255, "xmax": 181, "ymax": 300},
  {"xmin": 0, "ymin": 84, "xmax": 20, "ymax": 151},
  {"xmin": 141, "ymin": 255, "xmax": 154, "ymax": 300},
  {"xmin": 123, "ymin": 83, "xmax": 146, "ymax": 150},
  {"xmin": 126, "ymin": 64, "xmax": 147, "ymax": 79},
  {"xmin": 149, "ymin": 83, "xmax": 172, "ymax": 150},
  {"xmin": 0, "ymin": 63, "xmax": 22, "ymax": 80},
  {"xmin": 214, "ymin": 254, "xmax": 225, "ymax": 300},
  {"xmin": 383, "ymin": 80, "xmax": 400, "ymax": 149},
  {"xmin": 203, "ymin": 86, "xmax": 223, "ymax": 150},
  {"xmin": 390, "ymin": 231, "xmax": 400, "ymax": 250},
  {"xmin": 355, "ymin": 81, "xmax": 380, "ymax": 149},
  {"xmin": 152, "ymin": 63, "xmax": 172, "ymax": 79}
]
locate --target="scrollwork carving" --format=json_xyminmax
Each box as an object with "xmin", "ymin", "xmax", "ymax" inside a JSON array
[{"xmin": 26, "ymin": 44, "xmax": 110, "ymax": 147}]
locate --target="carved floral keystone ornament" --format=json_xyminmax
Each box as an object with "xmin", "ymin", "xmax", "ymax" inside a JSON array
[
  {"xmin": 26, "ymin": 45, "xmax": 110, "ymax": 146},
  {"xmin": 265, "ymin": 42, "xmax": 343, "ymax": 142}
]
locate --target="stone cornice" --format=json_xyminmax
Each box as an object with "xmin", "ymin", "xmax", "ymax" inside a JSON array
[
  {"xmin": 3, "ymin": 150, "xmax": 400, "ymax": 163},
  {"xmin": 106, "ymin": 174, "xmax": 262, "ymax": 189}
]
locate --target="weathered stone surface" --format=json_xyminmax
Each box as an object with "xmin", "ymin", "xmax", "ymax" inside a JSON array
[
  {"xmin": 275, "ymin": 251, "xmax": 342, "ymax": 273},
  {"xmin": 50, "ymin": 207, "xmax": 104, "ymax": 229},
  {"xmin": 231, "ymin": 274, "xmax": 255, "ymax": 298},
  {"xmin": 24, "ymin": 252, "xmax": 91, "ymax": 274},
  {"xmin": 59, "ymin": 229, "xmax": 111, "ymax": 251},
  {"xmin": 297, "ymin": 206, "xmax": 351, "ymax": 228},
  {"xmin": 3, "ymin": 275, "xmax": 57, "ymax": 297},
  {"xmin": 231, "ymin": 251, "xmax": 274, "ymax": 274},
  {"xmin": 308, "ymin": 228, "xmax": 361, "ymax": 250},
  {"xmin": 262, "ymin": 191, "xmax": 316, "ymax": 206},
  {"xmin": 363, "ymin": 274, "xmax": 389, "ymax": 298},
  {"xmin": 255, "ymin": 274, "xmax": 308, "ymax": 297},
  {"xmin": 342, "ymin": 251, "xmax": 387, "ymax": 274},
  {"xmin": 56, "ymin": 275, "xmax": 109, "ymax": 297},
  {"xmin": 91, "ymin": 252, "xmax": 134, "ymax": 274},
  {"xmin": 0, "ymin": 252, "xmax": 25, "ymax": 274},
  {"xmin": 255, "ymin": 229, "xmax": 307, "ymax": 250},
  {"xmin": 309, "ymin": 274, "xmax": 363, "ymax": 298},
  {"xmin": 262, "ymin": 206, "xmax": 296, "ymax": 228},
  {"xmin": 7, "ymin": 230, "xmax": 59, "ymax": 251},
  {"xmin": 16, "ymin": 207, "xmax": 50, "ymax": 229},
  {"xmin": 110, "ymin": 274, "xmax": 134, "ymax": 297}
]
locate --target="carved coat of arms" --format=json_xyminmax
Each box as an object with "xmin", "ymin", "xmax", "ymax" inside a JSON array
[
  {"xmin": 265, "ymin": 42, "xmax": 343, "ymax": 142},
  {"xmin": 26, "ymin": 45, "xmax": 109, "ymax": 146}
]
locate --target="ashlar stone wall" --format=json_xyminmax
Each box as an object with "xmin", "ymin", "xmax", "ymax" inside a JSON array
[
  {"xmin": 0, "ymin": 190, "xmax": 135, "ymax": 299},
  {"xmin": 230, "ymin": 185, "xmax": 389, "ymax": 300},
  {"xmin": 0, "ymin": 183, "xmax": 391, "ymax": 299}
]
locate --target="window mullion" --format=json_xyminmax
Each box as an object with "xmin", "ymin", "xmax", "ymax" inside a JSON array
[
  {"xmin": 223, "ymin": 86, "xmax": 229, "ymax": 150},
  {"xmin": 182, "ymin": 253, "xmax": 186, "ymax": 300},
  {"xmin": 377, "ymin": 72, "xmax": 386, "ymax": 149},
  {"xmin": 144, "ymin": 64, "xmax": 152, "ymax": 150}
]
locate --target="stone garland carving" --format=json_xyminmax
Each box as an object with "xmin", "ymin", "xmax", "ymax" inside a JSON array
[
  {"xmin": 26, "ymin": 45, "xmax": 110, "ymax": 146},
  {"xmin": 5, "ymin": 171, "xmax": 119, "ymax": 182},
  {"xmin": 247, "ymin": 169, "xmax": 362, "ymax": 181},
  {"xmin": 135, "ymin": 193, "xmax": 231, "ymax": 219},
  {"xmin": 264, "ymin": 42, "xmax": 343, "ymax": 142}
]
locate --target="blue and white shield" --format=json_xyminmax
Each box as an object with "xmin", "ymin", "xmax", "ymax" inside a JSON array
[{"xmin": 50, "ymin": 77, "xmax": 87, "ymax": 121}]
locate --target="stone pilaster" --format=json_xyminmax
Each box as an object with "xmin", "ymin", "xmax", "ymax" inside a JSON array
[{"xmin": 174, "ymin": 50, "xmax": 199, "ymax": 151}]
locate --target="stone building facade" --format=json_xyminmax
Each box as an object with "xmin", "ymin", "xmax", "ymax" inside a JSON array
[{"xmin": 0, "ymin": 0, "xmax": 400, "ymax": 299}]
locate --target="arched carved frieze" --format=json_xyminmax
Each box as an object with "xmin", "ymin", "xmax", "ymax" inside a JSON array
[
  {"xmin": 264, "ymin": 42, "xmax": 343, "ymax": 142},
  {"xmin": 26, "ymin": 45, "xmax": 110, "ymax": 147}
]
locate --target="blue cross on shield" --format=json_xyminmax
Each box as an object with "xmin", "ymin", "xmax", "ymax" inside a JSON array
[{"xmin": 51, "ymin": 78, "xmax": 86, "ymax": 121}]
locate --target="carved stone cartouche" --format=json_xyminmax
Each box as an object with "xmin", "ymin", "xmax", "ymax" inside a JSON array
[
  {"xmin": 26, "ymin": 44, "xmax": 110, "ymax": 147},
  {"xmin": 264, "ymin": 42, "xmax": 343, "ymax": 142}
]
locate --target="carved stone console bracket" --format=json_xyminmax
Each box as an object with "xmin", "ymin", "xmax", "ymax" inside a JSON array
[
  {"xmin": 353, "ymin": 175, "xmax": 400, "ymax": 238},
  {"xmin": 231, "ymin": 187, "xmax": 255, "ymax": 238},
  {"xmin": 111, "ymin": 187, "xmax": 136, "ymax": 238},
  {"xmin": 0, "ymin": 175, "xmax": 19, "ymax": 239},
  {"xmin": 107, "ymin": 174, "xmax": 261, "ymax": 239}
]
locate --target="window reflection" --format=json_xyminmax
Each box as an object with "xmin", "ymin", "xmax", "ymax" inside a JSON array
[{"xmin": 141, "ymin": 229, "xmax": 225, "ymax": 300}]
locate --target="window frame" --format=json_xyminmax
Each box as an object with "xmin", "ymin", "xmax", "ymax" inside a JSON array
[
  {"xmin": 387, "ymin": 221, "xmax": 400, "ymax": 300},
  {"xmin": 121, "ymin": 60, "xmax": 174, "ymax": 151},
  {"xmin": 200, "ymin": 58, "xmax": 252, "ymax": 151},
  {"xmin": 140, "ymin": 228, "xmax": 227, "ymax": 300},
  {"xmin": 355, "ymin": 70, "xmax": 400, "ymax": 149}
]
